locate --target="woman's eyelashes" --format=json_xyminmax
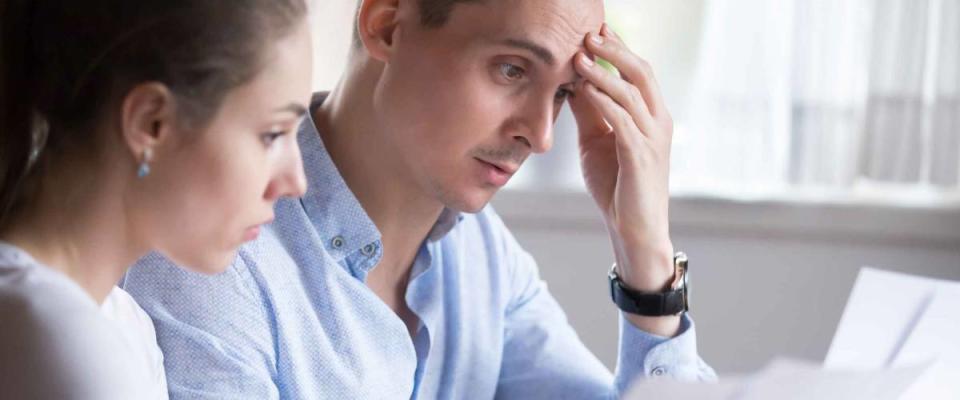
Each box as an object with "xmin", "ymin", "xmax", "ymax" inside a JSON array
[
  {"xmin": 260, "ymin": 130, "xmax": 287, "ymax": 146},
  {"xmin": 260, "ymin": 117, "xmax": 304, "ymax": 147}
]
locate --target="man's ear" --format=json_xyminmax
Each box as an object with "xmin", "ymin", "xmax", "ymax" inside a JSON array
[
  {"xmin": 356, "ymin": 0, "xmax": 402, "ymax": 62},
  {"xmin": 119, "ymin": 82, "xmax": 176, "ymax": 166}
]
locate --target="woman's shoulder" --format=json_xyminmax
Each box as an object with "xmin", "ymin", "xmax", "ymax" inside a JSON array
[
  {"xmin": 0, "ymin": 267, "xmax": 108, "ymax": 356},
  {"xmin": 0, "ymin": 251, "xmax": 102, "ymax": 328},
  {"xmin": 102, "ymin": 285, "xmax": 156, "ymax": 332},
  {"xmin": 0, "ymin": 251, "xmax": 106, "ymax": 345},
  {"xmin": 0, "ymin": 251, "xmax": 143, "ymax": 399}
]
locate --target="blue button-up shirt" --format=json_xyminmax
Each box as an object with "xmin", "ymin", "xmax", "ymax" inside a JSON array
[{"xmin": 123, "ymin": 96, "xmax": 715, "ymax": 399}]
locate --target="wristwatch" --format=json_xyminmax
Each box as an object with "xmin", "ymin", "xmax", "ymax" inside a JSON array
[{"xmin": 608, "ymin": 252, "xmax": 689, "ymax": 316}]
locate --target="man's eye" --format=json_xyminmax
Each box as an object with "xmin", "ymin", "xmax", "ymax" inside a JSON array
[{"xmin": 499, "ymin": 63, "xmax": 525, "ymax": 81}]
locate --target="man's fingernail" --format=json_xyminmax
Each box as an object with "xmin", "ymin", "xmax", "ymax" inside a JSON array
[
  {"xmin": 580, "ymin": 53, "xmax": 594, "ymax": 67},
  {"xmin": 590, "ymin": 32, "xmax": 604, "ymax": 46}
]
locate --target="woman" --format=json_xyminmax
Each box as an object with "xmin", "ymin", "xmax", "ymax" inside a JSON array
[{"xmin": 0, "ymin": 0, "xmax": 312, "ymax": 398}]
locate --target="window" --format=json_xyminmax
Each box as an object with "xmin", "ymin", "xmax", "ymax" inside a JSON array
[{"xmin": 511, "ymin": 0, "xmax": 960, "ymax": 206}]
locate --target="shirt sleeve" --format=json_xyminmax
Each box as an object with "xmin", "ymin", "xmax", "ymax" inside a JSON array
[
  {"xmin": 121, "ymin": 251, "xmax": 280, "ymax": 400},
  {"xmin": 491, "ymin": 217, "xmax": 716, "ymax": 399}
]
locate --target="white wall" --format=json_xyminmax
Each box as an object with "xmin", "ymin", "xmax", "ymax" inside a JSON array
[
  {"xmin": 492, "ymin": 190, "xmax": 960, "ymax": 374},
  {"xmin": 309, "ymin": 1, "xmax": 353, "ymax": 91}
]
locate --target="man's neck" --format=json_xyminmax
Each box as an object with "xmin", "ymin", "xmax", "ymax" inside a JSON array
[{"xmin": 314, "ymin": 61, "xmax": 444, "ymax": 276}]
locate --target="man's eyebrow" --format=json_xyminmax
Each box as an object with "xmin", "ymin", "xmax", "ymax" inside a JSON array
[
  {"xmin": 500, "ymin": 38, "xmax": 557, "ymax": 66},
  {"xmin": 275, "ymin": 103, "xmax": 308, "ymax": 117}
]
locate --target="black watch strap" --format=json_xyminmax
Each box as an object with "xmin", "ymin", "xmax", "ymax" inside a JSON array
[{"xmin": 608, "ymin": 253, "xmax": 689, "ymax": 316}]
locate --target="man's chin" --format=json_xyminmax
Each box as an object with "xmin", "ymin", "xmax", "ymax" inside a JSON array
[
  {"xmin": 456, "ymin": 202, "xmax": 489, "ymax": 214},
  {"xmin": 440, "ymin": 187, "xmax": 499, "ymax": 214}
]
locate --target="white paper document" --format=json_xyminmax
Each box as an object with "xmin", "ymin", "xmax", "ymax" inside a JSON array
[
  {"xmin": 824, "ymin": 268, "xmax": 950, "ymax": 369},
  {"xmin": 824, "ymin": 267, "xmax": 960, "ymax": 399},
  {"xmin": 623, "ymin": 359, "xmax": 929, "ymax": 400},
  {"xmin": 892, "ymin": 288, "xmax": 960, "ymax": 399},
  {"xmin": 626, "ymin": 267, "xmax": 960, "ymax": 399}
]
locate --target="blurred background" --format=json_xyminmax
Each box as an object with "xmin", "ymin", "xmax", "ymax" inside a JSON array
[{"xmin": 311, "ymin": 0, "xmax": 960, "ymax": 374}]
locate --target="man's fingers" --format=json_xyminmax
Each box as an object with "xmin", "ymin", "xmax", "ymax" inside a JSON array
[
  {"xmin": 569, "ymin": 81, "xmax": 611, "ymax": 147},
  {"xmin": 578, "ymin": 82, "xmax": 645, "ymax": 158},
  {"xmin": 574, "ymin": 52, "xmax": 657, "ymax": 137},
  {"xmin": 583, "ymin": 24, "xmax": 669, "ymax": 119}
]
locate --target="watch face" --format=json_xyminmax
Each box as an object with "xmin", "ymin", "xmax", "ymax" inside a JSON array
[
  {"xmin": 680, "ymin": 254, "xmax": 689, "ymax": 311},
  {"xmin": 683, "ymin": 271, "xmax": 689, "ymax": 311}
]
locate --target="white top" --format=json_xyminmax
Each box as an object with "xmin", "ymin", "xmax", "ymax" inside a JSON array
[{"xmin": 0, "ymin": 242, "xmax": 168, "ymax": 400}]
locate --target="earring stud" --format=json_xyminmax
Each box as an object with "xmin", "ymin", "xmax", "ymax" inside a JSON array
[{"xmin": 137, "ymin": 148, "xmax": 152, "ymax": 178}]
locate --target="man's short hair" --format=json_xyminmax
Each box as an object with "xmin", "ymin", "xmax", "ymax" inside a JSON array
[
  {"xmin": 353, "ymin": 0, "xmax": 482, "ymax": 48},
  {"xmin": 417, "ymin": 0, "xmax": 482, "ymax": 27}
]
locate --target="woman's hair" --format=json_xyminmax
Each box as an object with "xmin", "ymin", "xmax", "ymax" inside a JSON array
[{"xmin": 0, "ymin": 0, "xmax": 308, "ymax": 226}]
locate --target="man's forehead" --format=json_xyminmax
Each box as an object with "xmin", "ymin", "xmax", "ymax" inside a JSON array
[{"xmin": 461, "ymin": 1, "xmax": 602, "ymax": 59}]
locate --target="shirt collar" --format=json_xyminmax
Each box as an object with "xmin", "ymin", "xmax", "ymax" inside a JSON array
[
  {"xmin": 297, "ymin": 93, "xmax": 464, "ymax": 258},
  {"xmin": 427, "ymin": 208, "xmax": 464, "ymax": 242},
  {"xmin": 297, "ymin": 94, "xmax": 379, "ymax": 261}
]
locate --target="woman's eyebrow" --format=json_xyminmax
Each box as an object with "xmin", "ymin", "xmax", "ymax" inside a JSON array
[{"xmin": 274, "ymin": 103, "xmax": 308, "ymax": 117}]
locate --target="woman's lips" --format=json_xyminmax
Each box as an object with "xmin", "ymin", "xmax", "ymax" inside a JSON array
[
  {"xmin": 242, "ymin": 226, "xmax": 261, "ymax": 241},
  {"xmin": 242, "ymin": 218, "xmax": 273, "ymax": 242}
]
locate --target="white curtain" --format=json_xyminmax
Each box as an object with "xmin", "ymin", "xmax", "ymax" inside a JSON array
[{"xmin": 674, "ymin": 0, "xmax": 960, "ymax": 193}]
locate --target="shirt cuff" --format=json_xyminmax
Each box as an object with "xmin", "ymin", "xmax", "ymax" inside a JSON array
[{"xmin": 614, "ymin": 313, "xmax": 717, "ymax": 394}]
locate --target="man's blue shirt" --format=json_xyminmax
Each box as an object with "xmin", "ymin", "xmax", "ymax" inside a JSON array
[{"xmin": 123, "ymin": 97, "xmax": 715, "ymax": 399}]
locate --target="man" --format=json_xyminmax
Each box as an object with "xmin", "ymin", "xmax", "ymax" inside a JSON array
[{"xmin": 124, "ymin": 0, "xmax": 716, "ymax": 398}]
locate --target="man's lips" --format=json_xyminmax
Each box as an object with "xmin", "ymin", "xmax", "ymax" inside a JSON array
[
  {"xmin": 476, "ymin": 158, "xmax": 518, "ymax": 175},
  {"xmin": 475, "ymin": 158, "xmax": 518, "ymax": 187}
]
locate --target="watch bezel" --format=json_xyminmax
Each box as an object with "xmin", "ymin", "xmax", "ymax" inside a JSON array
[{"xmin": 675, "ymin": 251, "xmax": 689, "ymax": 312}]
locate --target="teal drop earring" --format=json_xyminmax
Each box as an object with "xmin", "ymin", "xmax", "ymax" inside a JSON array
[{"xmin": 137, "ymin": 148, "xmax": 153, "ymax": 178}]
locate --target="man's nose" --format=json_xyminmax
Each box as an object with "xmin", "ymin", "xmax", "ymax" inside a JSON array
[{"xmin": 511, "ymin": 96, "xmax": 556, "ymax": 154}]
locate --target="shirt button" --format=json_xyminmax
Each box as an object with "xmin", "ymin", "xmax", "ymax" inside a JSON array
[
  {"xmin": 330, "ymin": 236, "xmax": 346, "ymax": 249},
  {"xmin": 651, "ymin": 367, "xmax": 667, "ymax": 377},
  {"xmin": 360, "ymin": 243, "xmax": 377, "ymax": 257}
]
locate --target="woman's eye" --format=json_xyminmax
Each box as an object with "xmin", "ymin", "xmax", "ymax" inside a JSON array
[
  {"xmin": 261, "ymin": 131, "xmax": 285, "ymax": 146},
  {"xmin": 555, "ymin": 88, "xmax": 573, "ymax": 102},
  {"xmin": 499, "ymin": 63, "xmax": 525, "ymax": 81}
]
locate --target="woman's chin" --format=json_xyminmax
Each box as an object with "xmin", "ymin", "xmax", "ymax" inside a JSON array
[{"xmin": 165, "ymin": 248, "xmax": 239, "ymax": 275}]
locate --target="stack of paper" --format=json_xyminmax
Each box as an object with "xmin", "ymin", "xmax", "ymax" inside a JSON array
[
  {"xmin": 825, "ymin": 267, "xmax": 960, "ymax": 399},
  {"xmin": 624, "ymin": 267, "xmax": 960, "ymax": 399},
  {"xmin": 623, "ymin": 359, "xmax": 928, "ymax": 399}
]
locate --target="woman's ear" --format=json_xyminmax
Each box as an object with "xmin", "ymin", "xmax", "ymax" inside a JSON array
[
  {"xmin": 119, "ymin": 82, "xmax": 176, "ymax": 166},
  {"xmin": 356, "ymin": 0, "xmax": 403, "ymax": 62}
]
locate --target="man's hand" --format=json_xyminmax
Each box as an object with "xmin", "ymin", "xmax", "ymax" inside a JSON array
[{"xmin": 569, "ymin": 24, "xmax": 681, "ymax": 337}]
